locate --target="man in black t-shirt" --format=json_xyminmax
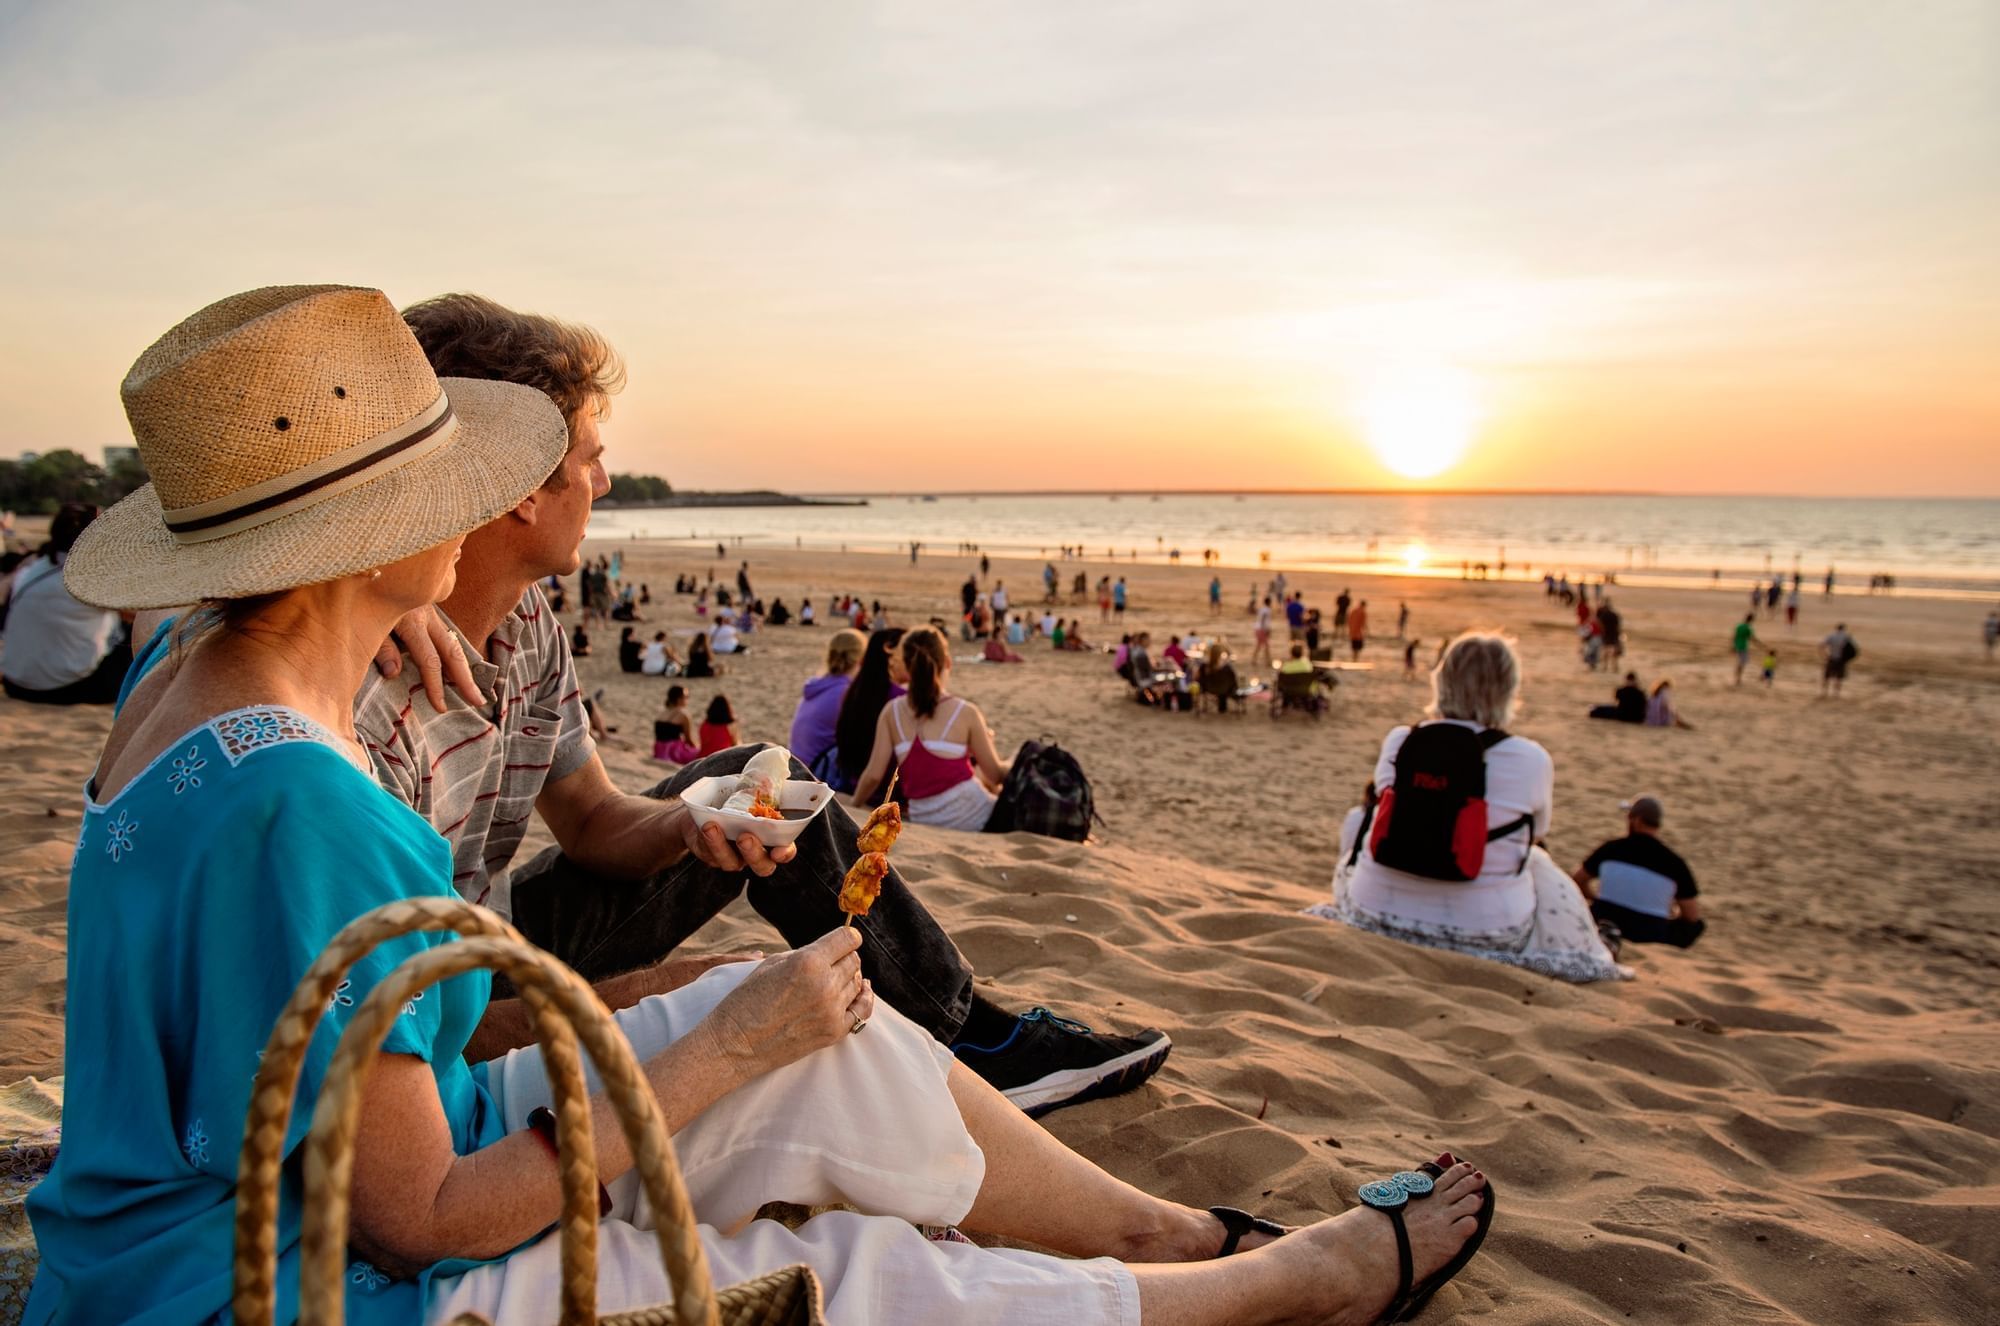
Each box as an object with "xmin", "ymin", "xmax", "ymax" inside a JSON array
[
  {"xmin": 1572, "ymin": 794, "xmax": 1705, "ymax": 947},
  {"xmin": 1589, "ymin": 672, "xmax": 1647, "ymax": 723}
]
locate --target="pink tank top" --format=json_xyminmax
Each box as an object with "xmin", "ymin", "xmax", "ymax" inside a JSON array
[{"xmin": 891, "ymin": 698, "xmax": 976, "ymax": 801}]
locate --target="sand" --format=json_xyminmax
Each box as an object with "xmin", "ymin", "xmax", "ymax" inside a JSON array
[{"xmin": 3, "ymin": 543, "xmax": 1996, "ymax": 1324}]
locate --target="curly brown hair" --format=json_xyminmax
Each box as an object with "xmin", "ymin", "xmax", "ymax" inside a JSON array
[{"xmin": 401, "ymin": 293, "xmax": 625, "ymax": 489}]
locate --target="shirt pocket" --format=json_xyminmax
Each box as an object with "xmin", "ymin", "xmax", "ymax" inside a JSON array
[{"xmin": 492, "ymin": 700, "xmax": 563, "ymax": 835}]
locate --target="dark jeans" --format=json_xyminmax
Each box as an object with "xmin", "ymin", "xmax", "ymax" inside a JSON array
[
  {"xmin": 1592, "ymin": 899, "xmax": 1705, "ymax": 948},
  {"xmin": 2, "ymin": 636, "xmax": 132, "ymax": 706},
  {"xmin": 505, "ymin": 745, "xmax": 975, "ymax": 1044}
]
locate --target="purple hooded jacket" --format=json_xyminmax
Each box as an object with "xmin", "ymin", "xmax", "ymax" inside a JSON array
[{"xmin": 787, "ymin": 672, "xmax": 852, "ymax": 768}]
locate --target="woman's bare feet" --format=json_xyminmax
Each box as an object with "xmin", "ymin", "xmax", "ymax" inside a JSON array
[{"xmin": 1255, "ymin": 1159, "xmax": 1487, "ymax": 1326}]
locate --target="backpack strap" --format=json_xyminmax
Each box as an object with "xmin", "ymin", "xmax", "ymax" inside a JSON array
[
  {"xmin": 1487, "ymin": 811, "xmax": 1536, "ymax": 872},
  {"xmin": 1477, "ymin": 727, "xmax": 1511, "ymax": 750}
]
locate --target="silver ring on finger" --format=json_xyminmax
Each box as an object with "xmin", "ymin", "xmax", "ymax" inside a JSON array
[{"xmin": 849, "ymin": 1015, "xmax": 868, "ymax": 1035}]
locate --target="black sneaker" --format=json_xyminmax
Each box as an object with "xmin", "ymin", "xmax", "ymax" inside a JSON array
[{"xmin": 953, "ymin": 1008, "xmax": 1171, "ymax": 1118}]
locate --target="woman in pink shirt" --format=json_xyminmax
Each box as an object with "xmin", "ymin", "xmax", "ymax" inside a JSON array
[{"xmin": 854, "ymin": 626, "xmax": 1012, "ymax": 831}]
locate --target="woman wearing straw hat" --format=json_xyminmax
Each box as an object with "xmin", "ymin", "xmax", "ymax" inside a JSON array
[{"xmin": 28, "ymin": 287, "xmax": 1489, "ymax": 1326}]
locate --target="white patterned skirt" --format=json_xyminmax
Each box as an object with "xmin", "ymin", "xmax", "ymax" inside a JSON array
[
  {"xmin": 1307, "ymin": 813, "xmax": 1632, "ymax": 984},
  {"xmin": 909, "ymin": 778, "xmax": 998, "ymax": 833}
]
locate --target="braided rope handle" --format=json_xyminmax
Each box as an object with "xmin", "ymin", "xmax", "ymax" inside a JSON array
[
  {"xmin": 227, "ymin": 896, "xmax": 709, "ymax": 1325},
  {"xmin": 297, "ymin": 933, "xmax": 720, "ymax": 1326}
]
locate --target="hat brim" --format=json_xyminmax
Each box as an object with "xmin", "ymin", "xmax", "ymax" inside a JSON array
[{"xmin": 63, "ymin": 378, "xmax": 570, "ymax": 611}]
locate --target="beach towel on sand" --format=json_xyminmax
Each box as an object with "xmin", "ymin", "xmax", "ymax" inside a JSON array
[
  {"xmin": 0, "ymin": 1077, "xmax": 61, "ymax": 1326},
  {"xmin": 1308, "ymin": 811, "xmax": 1631, "ymax": 984}
]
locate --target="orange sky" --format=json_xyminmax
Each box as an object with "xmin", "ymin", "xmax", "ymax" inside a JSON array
[{"xmin": 2, "ymin": 3, "xmax": 1995, "ymax": 495}]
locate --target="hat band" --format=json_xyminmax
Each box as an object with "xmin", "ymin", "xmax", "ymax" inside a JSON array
[{"xmin": 162, "ymin": 394, "xmax": 457, "ymax": 545}]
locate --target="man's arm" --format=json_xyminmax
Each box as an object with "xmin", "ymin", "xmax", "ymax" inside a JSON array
[{"xmin": 534, "ymin": 752, "xmax": 795, "ymax": 883}]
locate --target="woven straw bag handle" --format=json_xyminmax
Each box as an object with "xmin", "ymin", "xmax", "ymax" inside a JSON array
[{"xmin": 231, "ymin": 895, "xmax": 721, "ymax": 1326}]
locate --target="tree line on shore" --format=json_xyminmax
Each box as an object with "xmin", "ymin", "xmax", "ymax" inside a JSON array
[
  {"xmin": 1, "ymin": 450, "xmax": 150, "ymax": 515},
  {"xmin": 0, "ymin": 449, "xmax": 672, "ymax": 517}
]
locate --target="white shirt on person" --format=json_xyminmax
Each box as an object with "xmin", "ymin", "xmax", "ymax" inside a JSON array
[
  {"xmin": 1346, "ymin": 719, "xmax": 1556, "ymax": 933},
  {"xmin": 1039, "ymin": 612, "xmax": 1057, "ymax": 636},
  {"xmin": 1256, "ymin": 604, "xmax": 1271, "ymax": 632},
  {"xmin": 639, "ymin": 641, "xmax": 670, "ymax": 675},
  {"xmin": 711, "ymin": 623, "xmax": 742, "ymax": 654},
  {"xmin": 0, "ymin": 555, "xmax": 122, "ymax": 691}
]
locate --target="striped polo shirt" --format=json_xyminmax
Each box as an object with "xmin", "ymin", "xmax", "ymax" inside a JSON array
[{"xmin": 353, "ymin": 585, "xmax": 594, "ymax": 919}]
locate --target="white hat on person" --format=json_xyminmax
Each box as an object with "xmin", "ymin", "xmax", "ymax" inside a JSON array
[{"xmin": 64, "ymin": 285, "xmax": 569, "ymax": 610}]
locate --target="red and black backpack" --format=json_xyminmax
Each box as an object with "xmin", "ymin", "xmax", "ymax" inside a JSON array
[{"xmin": 1352, "ymin": 723, "xmax": 1535, "ymax": 881}]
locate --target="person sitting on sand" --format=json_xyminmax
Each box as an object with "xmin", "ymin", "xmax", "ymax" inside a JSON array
[
  {"xmin": 831, "ymin": 625, "xmax": 907, "ymax": 795},
  {"xmin": 1308, "ymin": 632, "xmax": 1629, "ymax": 983},
  {"xmin": 1589, "ymin": 672, "xmax": 1647, "ymax": 723},
  {"xmin": 363, "ymin": 296, "xmax": 1161, "ymax": 1118},
  {"xmin": 1572, "ymin": 794, "xmax": 1705, "ymax": 948},
  {"xmin": 569, "ymin": 620, "xmax": 591, "ymax": 657},
  {"xmin": 0, "ymin": 502, "xmax": 131, "ymax": 705},
  {"xmin": 654, "ymin": 683, "xmax": 700, "ymax": 763},
  {"xmin": 710, "ymin": 617, "xmax": 746, "ymax": 655},
  {"xmin": 1051, "ymin": 618, "xmax": 1067, "ymax": 649},
  {"xmin": 48, "ymin": 287, "xmax": 1493, "ymax": 1326},
  {"xmin": 1280, "ymin": 641, "xmax": 1314, "ymax": 675},
  {"xmin": 766, "ymin": 596, "xmax": 791, "ymax": 625},
  {"xmin": 983, "ymin": 632, "xmax": 1025, "ymax": 663},
  {"xmin": 788, "ymin": 627, "xmax": 866, "ymax": 773},
  {"xmin": 1644, "ymin": 679, "xmax": 1693, "ymax": 729},
  {"xmin": 1063, "ymin": 618, "xmax": 1090, "ymax": 651},
  {"xmin": 684, "ymin": 628, "xmax": 720, "ymax": 677},
  {"xmin": 799, "ymin": 596, "xmax": 815, "ymax": 625},
  {"xmin": 639, "ymin": 630, "xmax": 681, "ymax": 677},
  {"xmin": 618, "ymin": 624, "xmax": 643, "ymax": 673},
  {"xmin": 854, "ymin": 626, "xmax": 1011, "ymax": 831},
  {"xmin": 1199, "ymin": 641, "xmax": 1243, "ymax": 713},
  {"xmin": 698, "ymin": 692, "xmax": 742, "ymax": 757}
]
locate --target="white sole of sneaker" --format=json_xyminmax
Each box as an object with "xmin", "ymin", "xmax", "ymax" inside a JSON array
[{"xmin": 999, "ymin": 1035, "xmax": 1173, "ymax": 1116}]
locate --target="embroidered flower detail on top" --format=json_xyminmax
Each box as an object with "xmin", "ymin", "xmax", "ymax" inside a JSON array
[
  {"xmin": 402, "ymin": 988, "xmax": 426, "ymax": 1018},
  {"xmin": 168, "ymin": 747, "xmax": 207, "ymax": 794},
  {"xmin": 105, "ymin": 810, "xmax": 138, "ymax": 863},
  {"xmin": 183, "ymin": 1118, "xmax": 209, "ymax": 1167},
  {"xmin": 329, "ymin": 979, "xmax": 355, "ymax": 1011},
  {"xmin": 347, "ymin": 1261, "xmax": 392, "ymax": 1292},
  {"xmin": 212, "ymin": 707, "xmax": 347, "ymax": 766}
]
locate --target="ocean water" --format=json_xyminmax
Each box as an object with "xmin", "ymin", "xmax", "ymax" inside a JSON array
[{"xmin": 586, "ymin": 493, "xmax": 2000, "ymax": 598}]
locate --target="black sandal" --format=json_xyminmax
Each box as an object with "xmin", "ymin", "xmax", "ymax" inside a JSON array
[
  {"xmin": 1356, "ymin": 1160, "xmax": 1494, "ymax": 1322},
  {"xmin": 1208, "ymin": 1205, "xmax": 1289, "ymax": 1257}
]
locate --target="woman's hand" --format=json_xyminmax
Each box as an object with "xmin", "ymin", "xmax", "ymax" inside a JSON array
[
  {"xmin": 699, "ymin": 928, "xmax": 873, "ymax": 1078},
  {"xmin": 375, "ymin": 604, "xmax": 486, "ymax": 710}
]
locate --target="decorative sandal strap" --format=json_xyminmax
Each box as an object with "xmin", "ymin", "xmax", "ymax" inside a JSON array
[
  {"xmin": 1357, "ymin": 1174, "xmax": 1429, "ymax": 1320},
  {"xmin": 1207, "ymin": 1206, "xmax": 1289, "ymax": 1258}
]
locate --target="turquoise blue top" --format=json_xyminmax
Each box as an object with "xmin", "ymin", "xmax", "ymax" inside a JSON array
[{"xmin": 26, "ymin": 624, "xmax": 504, "ymax": 1324}]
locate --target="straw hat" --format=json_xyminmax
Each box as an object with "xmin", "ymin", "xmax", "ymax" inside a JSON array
[{"xmin": 64, "ymin": 285, "xmax": 571, "ymax": 610}]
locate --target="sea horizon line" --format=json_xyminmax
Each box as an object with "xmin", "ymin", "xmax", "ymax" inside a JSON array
[{"xmin": 791, "ymin": 487, "xmax": 2000, "ymax": 502}]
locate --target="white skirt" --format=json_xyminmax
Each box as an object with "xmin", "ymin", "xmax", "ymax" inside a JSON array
[
  {"xmin": 908, "ymin": 778, "xmax": 997, "ymax": 833},
  {"xmin": 428, "ymin": 962, "xmax": 1139, "ymax": 1326},
  {"xmin": 1306, "ymin": 809, "xmax": 1632, "ymax": 984}
]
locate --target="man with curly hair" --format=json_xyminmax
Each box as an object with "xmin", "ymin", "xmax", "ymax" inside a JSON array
[{"xmin": 359, "ymin": 294, "xmax": 1170, "ymax": 1118}]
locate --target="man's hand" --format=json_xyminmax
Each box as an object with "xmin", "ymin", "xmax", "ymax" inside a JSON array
[
  {"xmin": 375, "ymin": 604, "xmax": 486, "ymax": 711},
  {"xmin": 671, "ymin": 801, "xmax": 798, "ymax": 876}
]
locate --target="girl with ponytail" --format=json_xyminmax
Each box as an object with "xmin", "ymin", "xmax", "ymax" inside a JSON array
[{"xmin": 854, "ymin": 625, "xmax": 1012, "ymax": 831}]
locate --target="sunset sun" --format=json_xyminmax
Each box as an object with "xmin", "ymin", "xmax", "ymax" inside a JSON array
[{"xmin": 1358, "ymin": 367, "xmax": 1482, "ymax": 480}]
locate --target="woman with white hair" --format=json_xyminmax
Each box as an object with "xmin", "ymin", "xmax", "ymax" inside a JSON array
[{"xmin": 1309, "ymin": 632, "xmax": 1628, "ymax": 983}]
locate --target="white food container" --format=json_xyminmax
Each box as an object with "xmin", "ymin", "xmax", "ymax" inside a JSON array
[{"xmin": 678, "ymin": 775, "xmax": 835, "ymax": 849}]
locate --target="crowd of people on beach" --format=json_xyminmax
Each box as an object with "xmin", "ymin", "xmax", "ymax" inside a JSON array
[
  {"xmin": 14, "ymin": 283, "xmax": 2000, "ymax": 1325},
  {"xmin": 10, "ymin": 286, "xmax": 1514, "ymax": 1326}
]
